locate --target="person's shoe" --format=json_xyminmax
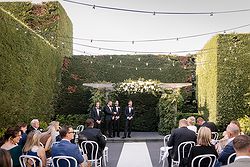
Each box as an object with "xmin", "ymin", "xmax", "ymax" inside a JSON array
[
  {"xmin": 108, "ymin": 135, "xmax": 113, "ymax": 138},
  {"xmin": 117, "ymin": 135, "xmax": 120, "ymax": 137},
  {"xmin": 122, "ymin": 136, "xmax": 126, "ymax": 139},
  {"xmin": 128, "ymin": 135, "xmax": 131, "ymax": 138}
]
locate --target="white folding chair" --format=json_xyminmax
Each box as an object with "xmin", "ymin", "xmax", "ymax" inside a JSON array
[
  {"xmin": 191, "ymin": 154, "xmax": 216, "ymax": 167},
  {"xmin": 102, "ymin": 135, "xmax": 109, "ymax": 166},
  {"xmin": 80, "ymin": 141, "xmax": 102, "ymax": 167},
  {"xmin": 227, "ymin": 152, "xmax": 236, "ymax": 165},
  {"xmin": 159, "ymin": 135, "xmax": 171, "ymax": 163},
  {"xmin": 19, "ymin": 155, "xmax": 43, "ymax": 167},
  {"xmin": 76, "ymin": 125, "xmax": 85, "ymax": 132},
  {"xmin": 211, "ymin": 132, "xmax": 219, "ymax": 140},
  {"xmin": 171, "ymin": 141, "xmax": 196, "ymax": 167},
  {"xmin": 52, "ymin": 156, "xmax": 77, "ymax": 167}
]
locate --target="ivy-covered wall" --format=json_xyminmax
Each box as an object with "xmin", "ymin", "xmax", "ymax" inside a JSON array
[
  {"xmin": 0, "ymin": 2, "xmax": 72, "ymax": 127},
  {"xmin": 0, "ymin": 1, "xmax": 72, "ymax": 57},
  {"xmin": 56, "ymin": 55, "xmax": 194, "ymax": 115},
  {"xmin": 196, "ymin": 34, "xmax": 250, "ymax": 130}
]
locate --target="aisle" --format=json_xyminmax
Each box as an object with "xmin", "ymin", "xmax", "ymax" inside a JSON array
[{"xmin": 117, "ymin": 142, "xmax": 153, "ymax": 167}]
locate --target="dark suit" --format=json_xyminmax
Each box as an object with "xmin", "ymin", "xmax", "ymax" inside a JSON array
[
  {"xmin": 201, "ymin": 121, "xmax": 218, "ymax": 132},
  {"xmin": 112, "ymin": 106, "xmax": 121, "ymax": 137},
  {"xmin": 90, "ymin": 107, "xmax": 102, "ymax": 129},
  {"xmin": 79, "ymin": 127, "xmax": 106, "ymax": 159},
  {"xmin": 51, "ymin": 139, "xmax": 84, "ymax": 167},
  {"xmin": 124, "ymin": 106, "xmax": 135, "ymax": 137},
  {"xmin": 103, "ymin": 105, "xmax": 113, "ymax": 137},
  {"xmin": 167, "ymin": 127, "xmax": 197, "ymax": 161},
  {"xmin": 218, "ymin": 140, "xmax": 235, "ymax": 165},
  {"xmin": 26, "ymin": 126, "xmax": 38, "ymax": 134},
  {"xmin": 225, "ymin": 158, "xmax": 250, "ymax": 167}
]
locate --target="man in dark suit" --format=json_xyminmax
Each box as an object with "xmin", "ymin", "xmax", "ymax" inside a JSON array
[
  {"xmin": 197, "ymin": 117, "xmax": 218, "ymax": 132},
  {"xmin": 122, "ymin": 100, "xmax": 135, "ymax": 138},
  {"xmin": 225, "ymin": 135, "xmax": 250, "ymax": 167},
  {"xmin": 78, "ymin": 119, "xmax": 106, "ymax": 159},
  {"xmin": 26, "ymin": 119, "xmax": 40, "ymax": 134},
  {"xmin": 103, "ymin": 100, "xmax": 113, "ymax": 138},
  {"xmin": 51, "ymin": 125, "xmax": 84, "ymax": 167},
  {"xmin": 112, "ymin": 100, "xmax": 121, "ymax": 137},
  {"xmin": 167, "ymin": 119, "xmax": 197, "ymax": 162},
  {"xmin": 218, "ymin": 123, "xmax": 240, "ymax": 166},
  {"xmin": 90, "ymin": 101, "xmax": 102, "ymax": 129}
]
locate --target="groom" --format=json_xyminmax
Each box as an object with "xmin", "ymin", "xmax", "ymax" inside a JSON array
[{"xmin": 122, "ymin": 100, "xmax": 135, "ymax": 138}]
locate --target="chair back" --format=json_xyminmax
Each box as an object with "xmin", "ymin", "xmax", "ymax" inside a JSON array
[
  {"xmin": 177, "ymin": 141, "xmax": 196, "ymax": 162},
  {"xmin": 19, "ymin": 155, "xmax": 42, "ymax": 167},
  {"xmin": 52, "ymin": 156, "xmax": 77, "ymax": 167},
  {"xmin": 191, "ymin": 154, "xmax": 216, "ymax": 167},
  {"xmin": 76, "ymin": 125, "xmax": 85, "ymax": 132},
  {"xmin": 211, "ymin": 132, "xmax": 219, "ymax": 140},
  {"xmin": 227, "ymin": 152, "xmax": 236, "ymax": 164},
  {"xmin": 80, "ymin": 141, "xmax": 99, "ymax": 161},
  {"xmin": 163, "ymin": 134, "xmax": 171, "ymax": 147}
]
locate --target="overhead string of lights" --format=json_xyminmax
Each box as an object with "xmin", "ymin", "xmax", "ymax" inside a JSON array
[
  {"xmin": 58, "ymin": 23, "xmax": 250, "ymax": 43},
  {"xmin": 62, "ymin": 0, "xmax": 250, "ymax": 16}
]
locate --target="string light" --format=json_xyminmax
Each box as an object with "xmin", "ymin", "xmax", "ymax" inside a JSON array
[
  {"xmin": 58, "ymin": 24, "xmax": 250, "ymax": 43},
  {"xmin": 146, "ymin": 63, "xmax": 149, "ymax": 66},
  {"xmin": 138, "ymin": 58, "xmax": 141, "ymax": 61},
  {"xmin": 119, "ymin": 60, "xmax": 122, "ymax": 63},
  {"xmin": 63, "ymin": 0, "xmax": 250, "ymax": 16}
]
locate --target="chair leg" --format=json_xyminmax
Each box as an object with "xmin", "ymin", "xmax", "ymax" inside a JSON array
[{"xmin": 159, "ymin": 150, "xmax": 162, "ymax": 163}]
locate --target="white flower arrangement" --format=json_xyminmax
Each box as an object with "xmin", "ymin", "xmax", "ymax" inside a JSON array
[{"xmin": 115, "ymin": 78, "xmax": 162, "ymax": 94}]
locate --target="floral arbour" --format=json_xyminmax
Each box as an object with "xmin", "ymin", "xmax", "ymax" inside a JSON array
[{"xmin": 89, "ymin": 78, "xmax": 184, "ymax": 133}]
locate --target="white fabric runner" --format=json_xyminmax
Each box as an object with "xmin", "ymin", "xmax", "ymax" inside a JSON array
[{"xmin": 117, "ymin": 142, "xmax": 153, "ymax": 167}]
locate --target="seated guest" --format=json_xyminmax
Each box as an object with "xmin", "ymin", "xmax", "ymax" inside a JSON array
[
  {"xmin": 0, "ymin": 127, "xmax": 22, "ymax": 167},
  {"xmin": 188, "ymin": 127, "xmax": 218, "ymax": 167},
  {"xmin": 26, "ymin": 119, "xmax": 40, "ymax": 134},
  {"xmin": 51, "ymin": 125, "xmax": 84, "ymax": 167},
  {"xmin": 40, "ymin": 121, "xmax": 60, "ymax": 152},
  {"xmin": 78, "ymin": 119, "xmax": 106, "ymax": 159},
  {"xmin": 167, "ymin": 119, "xmax": 197, "ymax": 162},
  {"xmin": 187, "ymin": 116, "xmax": 197, "ymax": 133},
  {"xmin": 197, "ymin": 117, "xmax": 218, "ymax": 132},
  {"xmin": 225, "ymin": 135, "xmax": 250, "ymax": 167},
  {"xmin": 218, "ymin": 123, "xmax": 239, "ymax": 166},
  {"xmin": 23, "ymin": 131, "xmax": 46, "ymax": 166},
  {"xmin": 17, "ymin": 122, "xmax": 28, "ymax": 148},
  {"xmin": 0, "ymin": 148, "xmax": 12, "ymax": 167}
]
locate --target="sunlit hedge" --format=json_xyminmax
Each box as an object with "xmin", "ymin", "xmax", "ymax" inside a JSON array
[{"xmin": 196, "ymin": 34, "xmax": 250, "ymax": 130}]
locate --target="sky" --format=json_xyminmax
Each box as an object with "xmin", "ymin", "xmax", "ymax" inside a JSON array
[{"xmin": 2, "ymin": 0, "xmax": 250, "ymax": 55}]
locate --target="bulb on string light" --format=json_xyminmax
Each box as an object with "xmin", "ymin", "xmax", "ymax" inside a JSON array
[
  {"xmin": 93, "ymin": 55, "xmax": 95, "ymax": 58},
  {"xmin": 119, "ymin": 60, "xmax": 122, "ymax": 63},
  {"xmin": 153, "ymin": 11, "xmax": 156, "ymax": 15},
  {"xmin": 112, "ymin": 65, "xmax": 115, "ymax": 68},
  {"xmin": 234, "ymin": 57, "xmax": 237, "ymax": 60},
  {"xmin": 61, "ymin": 42, "xmax": 64, "ymax": 45},
  {"xmin": 224, "ymin": 58, "xmax": 227, "ymax": 61},
  {"xmin": 90, "ymin": 39, "xmax": 93, "ymax": 42},
  {"xmin": 110, "ymin": 56, "xmax": 112, "ymax": 59},
  {"xmin": 99, "ymin": 48, "xmax": 101, "ymax": 50},
  {"xmin": 159, "ymin": 68, "xmax": 162, "ymax": 71},
  {"xmin": 16, "ymin": 27, "xmax": 19, "ymax": 30},
  {"xmin": 224, "ymin": 30, "xmax": 226, "ymax": 34},
  {"xmin": 136, "ymin": 67, "xmax": 138, "ymax": 70},
  {"xmin": 90, "ymin": 61, "xmax": 93, "ymax": 64},
  {"xmin": 146, "ymin": 63, "xmax": 149, "ymax": 66},
  {"xmin": 132, "ymin": 41, "xmax": 134, "ymax": 44},
  {"xmin": 93, "ymin": 5, "xmax": 96, "ymax": 9},
  {"xmin": 176, "ymin": 38, "xmax": 179, "ymax": 41},
  {"xmin": 51, "ymin": 36, "xmax": 54, "ymax": 39},
  {"xmin": 210, "ymin": 12, "xmax": 214, "ymax": 16},
  {"xmin": 25, "ymin": 31, "xmax": 27, "ymax": 34},
  {"xmin": 169, "ymin": 52, "xmax": 172, "ymax": 55},
  {"xmin": 138, "ymin": 58, "xmax": 141, "ymax": 61}
]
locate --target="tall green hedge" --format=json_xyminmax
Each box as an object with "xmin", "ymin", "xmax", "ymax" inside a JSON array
[
  {"xmin": 0, "ymin": 7, "xmax": 64, "ymax": 127},
  {"xmin": 196, "ymin": 34, "xmax": 250, "ymax": 130},
  {"xmin": 0, "ymin": 1, "xmax": 72, "ymax": 57},
  {"xmin": 56, "ymin": 55, "xmax": 194, "ymax": 115}
]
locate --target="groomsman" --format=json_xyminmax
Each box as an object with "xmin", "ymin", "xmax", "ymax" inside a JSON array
[
  {"xmin": 112, "ymin": 100, "xmax": 121, "ymax": 137},
  {"xmin": 90, "ymin": 101, "xmax": 102, "ymax": 129},
  {"xmin": 123, "ymin": 100, "xmax": 135, "ymax": 138},
  {"xmin": 104, "ymin": 100, "xmax": 113, "ymax": 138}
]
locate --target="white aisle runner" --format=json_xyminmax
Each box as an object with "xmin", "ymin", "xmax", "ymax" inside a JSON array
[{"xmin": 117, "ymin": 142, "xmax": 153, "ymax": 167}]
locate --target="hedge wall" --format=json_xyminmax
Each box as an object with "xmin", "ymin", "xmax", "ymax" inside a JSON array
[
  {"xmin": 0, "ymin": 6, "xmax": 67, "ymax": 127},
  {"xmin": 0, "ymin": 1, "xmax": 72, "ymax": 57},
  {"xmin": 196, "ymin": 34, "xmax": 250, "ymax": 130},
  {"xmin": 56, "ymin": 55, "xmax": 194, "ymax": 115}
]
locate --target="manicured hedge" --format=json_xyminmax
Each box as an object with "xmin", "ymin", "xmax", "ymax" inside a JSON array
[
  {"xmin": 56, "ymin": 55, "xmax": 194, "ymax": 115},
  {"xmin": 0, "ymin": 7, "xmax": 65, "ymax": 127},
  {"xmin": 196, "ymin": 34, "xmax": 250, "ymax": 130},
  {"xmin": 0, "ymin": 1, "xmax": 72, "ymax": 58}
]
